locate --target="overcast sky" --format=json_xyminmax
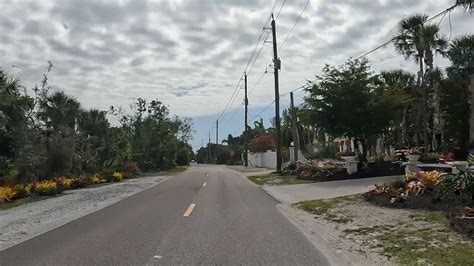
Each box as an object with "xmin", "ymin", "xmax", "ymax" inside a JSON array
[{"xmin": 1, "ymin": 0, "xmax": 472, "ymax": 150}]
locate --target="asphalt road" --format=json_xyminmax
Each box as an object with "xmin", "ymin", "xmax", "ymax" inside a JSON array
[{"xmin": 0, "ymin": 165, "xmax": 329, "ymax": 265}]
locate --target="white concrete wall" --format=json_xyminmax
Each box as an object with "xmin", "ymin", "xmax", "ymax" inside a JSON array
[{"xmin": 247, "ymin": 150, "xmax": 277, "ymax": 169}]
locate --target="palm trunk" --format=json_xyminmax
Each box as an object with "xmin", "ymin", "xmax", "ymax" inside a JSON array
[
  {"xmin": 401, "ymin": 106, "xmax": 408, "ymax": 148},
  {"xmin": 419, "ymin": 57, "xmax": 429, "ymax": 153}
]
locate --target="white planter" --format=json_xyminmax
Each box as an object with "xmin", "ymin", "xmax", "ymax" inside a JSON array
[
  {"xmin": 341, "ymin": 156, "xmax": 357, "ymax": 161},
  {"xmin": 407, "ymin": 154, "xmax": 420, "ymax": 161},
  {"xmin": 453, "ymin": 161, "xmax": 469, "ymax": 172}
]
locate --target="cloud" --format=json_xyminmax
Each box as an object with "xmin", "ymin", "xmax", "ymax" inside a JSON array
[{"xmin": 0, "ymin": 0, "xmax": 472, "ymax": 150}]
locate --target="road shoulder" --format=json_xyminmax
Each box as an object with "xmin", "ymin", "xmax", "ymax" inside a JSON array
[{"xmin": 0, "ymin": 175, "xmax": 170, "ymax": 251}]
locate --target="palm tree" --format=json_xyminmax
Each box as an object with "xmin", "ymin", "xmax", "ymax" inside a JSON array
[
  {"xmin": 393, "ymin": 14, "xmax": 448, "ymax": 151},
  {"xmin": 447, "ymin": 35, "xmax": 474, "ymax": 143},
  {"xmin": 447, "ymin": 35, "xmax": 474, "ymax": 77},
  {"xmin": 455, "ymin": 0, "xmax": 473, "ymax": 12}
]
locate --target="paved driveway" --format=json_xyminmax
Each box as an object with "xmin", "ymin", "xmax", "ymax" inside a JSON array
[{"xmin": 262, "ymin": 175, "xmax": 401, "ymax": 204}]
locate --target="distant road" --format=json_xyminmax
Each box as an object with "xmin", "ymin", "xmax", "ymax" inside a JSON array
[{"xmin": 0, "ymin": 165, "xmax": 329, "ymax": 265}]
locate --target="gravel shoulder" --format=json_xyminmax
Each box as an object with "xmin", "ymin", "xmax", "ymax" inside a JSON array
[{"xmin": 0, "ymin": 175, "xmax": 168, "ymax": 251}]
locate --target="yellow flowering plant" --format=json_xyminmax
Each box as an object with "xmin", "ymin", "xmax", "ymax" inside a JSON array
[
  {"xmin": 35, "ymin": 180, "xmax": 58, "ymax": 196},
  {"xmin": 90, "ymin": 174, "xmax": 102, "ymax": 184},
  {"xmin": 0, "ymin": 186, "xmax": 16, "ymax": 203},
  {"xmin": 112, "ymin": 171, "xmax": 124, "ymax": 182}
]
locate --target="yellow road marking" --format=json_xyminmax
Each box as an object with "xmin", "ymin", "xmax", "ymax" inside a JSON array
[
  {"xmin": 202, "ymin": 182, "xmax": 207, "ymax": 187},
  {"xmin": 183, "ymin": 203, "xmax": 196, "ymax": 217}
]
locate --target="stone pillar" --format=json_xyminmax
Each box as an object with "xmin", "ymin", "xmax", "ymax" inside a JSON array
[{"xmin": 345, "ymin": 161, "xmax": 358, "ymax": 174}]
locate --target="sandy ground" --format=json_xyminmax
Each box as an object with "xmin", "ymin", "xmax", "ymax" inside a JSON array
[
  {"xmin": 281, "ymin": 196, "xmax": 472, "ymax": 265},
  {"xmin": 279, "ymin": 202, "xmax": 390, "ymax": 266},
  {"xmin": 0, "ymin": 175, "xmax": 167, "ymax": 251}
]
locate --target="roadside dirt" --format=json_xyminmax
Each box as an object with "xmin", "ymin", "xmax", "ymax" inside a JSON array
[{"xmin": 280, "ymin": 195, "xmax": 473, "ymax": 265}]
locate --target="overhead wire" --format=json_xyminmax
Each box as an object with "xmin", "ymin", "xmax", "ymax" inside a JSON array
[
  {"xmin": 220, "ymin": 3, "xmax": 460, "ymax": 137},
  {"xmin": 279, "ymin": 0, "xmax": 311, "ymax": 53},
  {"xmin": 275, "ymin": 0, "xmax": 287, "ymax": 20},
  {"xmin": 215, "ymin": 0, "xmax": 278, "ymax": 123},
  {"xmin": 357, "ymin": 4, "xmax": 456, "ymax": 59}
]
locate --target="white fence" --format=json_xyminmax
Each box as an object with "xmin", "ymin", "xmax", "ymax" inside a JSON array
[{"xmin": 247, "ymin": 150, "xmax": 277, "ymax": 169}]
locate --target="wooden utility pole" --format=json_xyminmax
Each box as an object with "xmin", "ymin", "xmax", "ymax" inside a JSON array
[
  {"xmin": 271, "ymin": 14, "xmax": 282, "ymax": 172},
  {"xmin": 216, "ymin": 120, "xmax": 219, "ymax": 145},
  {"xmin": 290, "ymin": 92, "xmax": 299, "ymax": 161},
  {"xmin": 244, "ymin": 72, "xmax": 249, "ymax": 167},
  {"xmin": 208, "ymin": 131, "xmax": 211, "ymax": 163}
]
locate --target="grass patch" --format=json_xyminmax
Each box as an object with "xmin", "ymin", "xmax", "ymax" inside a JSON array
[
  {"xmin": 293, "ymin": 195, "xmax": 358, "ymax": 223},
  {"xmin": 294, "ymin": 195, "xmax": 358, "ymax": 215},
  {"xmin": 374, "ymin": 228, "xmax": 474, "ymax": 265},
  {"xmin": 343, "ymin": 225, "xmax": 394, "ymax": 235},
  {"xmin": 409, "ymin": 211, "xmax": 446, "ymax": 225},
  {"xmin": 247, "ymin": 173, "xmax": 313, "ymax": 186}
]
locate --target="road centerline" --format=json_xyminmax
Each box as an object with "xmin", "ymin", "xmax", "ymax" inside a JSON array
[{"xmin": 183, "ymin": 203, "xmax": 196, "ymax": 217}]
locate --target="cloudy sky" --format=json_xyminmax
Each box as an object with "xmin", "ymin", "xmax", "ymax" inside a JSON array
[{"xmin": 0, "ymin": 0, "xmax": 472, "ymax": 150}]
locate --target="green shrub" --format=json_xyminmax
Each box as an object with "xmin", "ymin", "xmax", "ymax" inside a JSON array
[
  {"xmin": 12, "ymin": 184, "xmax": 29, "ymax": 200},
  {"xmin": 306, "ymin": 144, "xmax": 339, "ymax": 159},
  {"xmin": 71, "ymin": 175, "xmax": 91, "ymax": 189}
]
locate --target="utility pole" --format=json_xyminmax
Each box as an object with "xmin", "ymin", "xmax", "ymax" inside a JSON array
[
  {"xmin": 271, "ymin": 14, "xmax": 282, "ymax": 172},
  {"xmin": 208, "ymin": 131, "xmax": 211, "ymax": 164},
  {"xmin": 290, "ymin": 92, "xmax": 300, "ymax": 161},
  {"xmin": 244, "ymin": 72, "xmax": 249, "ymax": 167},
  {"xmin": 216, "ymin": 120, "xmax": 219, "ymax": 145}
]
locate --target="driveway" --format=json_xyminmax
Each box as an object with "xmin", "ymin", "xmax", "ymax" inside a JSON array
[{"xmin": 262, "ymin": 175, "xmax": 401, "ymax": 204}]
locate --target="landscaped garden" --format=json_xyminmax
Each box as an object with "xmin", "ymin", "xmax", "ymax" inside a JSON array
[
  {"xmin": 0, "ymin": 162, "xmax": 140, "ymax": 209},
  {"xmin": 292, "ymin": 160, "xmax": 474, "ymax": 264},
  {"xmin": 1, "ymin": 65, "xmax": 193, "ymax": 209}
]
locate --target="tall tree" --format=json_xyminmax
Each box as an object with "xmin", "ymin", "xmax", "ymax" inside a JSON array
[
  {"xmin": 38, "ymin": 91, "xmax": 81, "ymax": 176},
  {"xmin": 393, "ymin": 14, "xmax": 447, "ymax": 151},
  {"xmin": 446, "ymin": 35, "xmax": 474, "ymax": 144},
  {"xmin": 303, "ymin": 58, "xmax": 387, "ymax": 161},
  {"xmin": 377, "ymin": 70, "xmax": 416, "ymax": 148},
  {"xmin": 455, "ymin": 0, "xmax": 473, "ymax": 12}
]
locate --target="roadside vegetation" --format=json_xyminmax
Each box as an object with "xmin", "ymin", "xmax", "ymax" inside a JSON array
[
  {"xmin": 0, "ymin": 63, "xmax": 193, "ymax": 206},
  {"xmin": 293, "ymin": 168, "xmax": 474, "ymax": 264}
]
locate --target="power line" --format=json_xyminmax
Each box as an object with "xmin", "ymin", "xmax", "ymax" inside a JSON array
[
  {"xmin": 248, "ymin": 70, "xmax": 268, "ymax": 96},
  {"xmin": 231, "ymin": 78, "xmax": 316, "ymax": 135},
  {"xmin": 215, "ymin": 1, "xmax": 279, "ymax": 123},
  {"xmin": 275, "ymin": 0, "xmax": 287, "ymax": 20},
  {"xmin": 279, "ymin": 0, "xmax": 311, "ymax": 53},
  {"xmin": 357, "ymin": 4, "xmax": 457, "ymax": 59},
  {"xmin": 222, "ymin": 3, "xmax": 459, "ymax": 138},
  {"xmin": 216, "ymin": 73, "xmax": 244, "ymax": 121}
]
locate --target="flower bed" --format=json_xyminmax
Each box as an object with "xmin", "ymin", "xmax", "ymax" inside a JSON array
[
  {"xmin": 0, "ymin": 161, "xmax": 142, "ymax": 206},
  {"xmin": 284, "ymin": 160, "xmax": 404, "ymax": 182},
  {"xmin": 366, "ymin": 169, "xmax": 474, "ymax": 238}
]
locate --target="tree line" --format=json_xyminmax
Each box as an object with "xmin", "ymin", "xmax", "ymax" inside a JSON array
[
  {"xmin": 201, "ymin": 10, "xmax": 473, "ymax": 164},
  {"xmin": 0, "ymin": 62, "xmax": 193, "ymax": 183}
]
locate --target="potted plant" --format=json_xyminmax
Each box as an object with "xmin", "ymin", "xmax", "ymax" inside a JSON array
[
  {"xmin": 407, "ymin": 147, "xmax": 421, "ymax": 162},
  {"xmin": 336, "ymin": 151, "xmax": 357, "ymax": 161}
]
